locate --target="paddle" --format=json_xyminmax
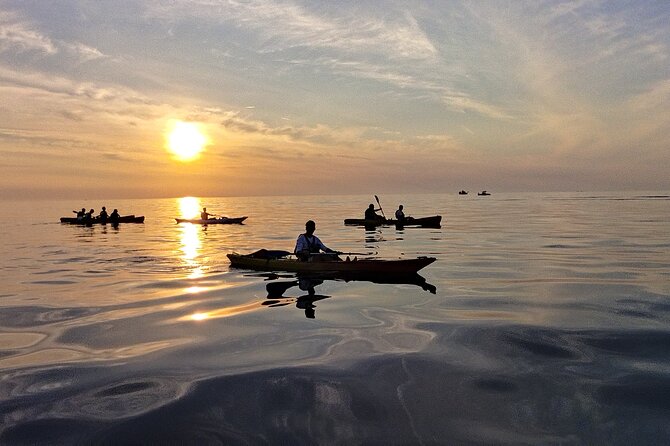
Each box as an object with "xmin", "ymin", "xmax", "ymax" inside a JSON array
[
  {"xmin": 308, "ymin": 251, "xmax": 377, "ymax": 257},
  {"xmin": 374, "ymin": 195, "xmax": 386, "ymax": 219}
]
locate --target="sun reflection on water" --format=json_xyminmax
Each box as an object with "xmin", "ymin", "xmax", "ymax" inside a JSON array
[
  {"xmin": 183, "ymin": 301, "xmax": 265, "ymax": 322},
  {"xmin": 179, "ymin": 197, "xmax": 200, "ymax": 219},
  {"xmin": 177, "ymin": 197, "xmax": 205, "ymax": 279}
]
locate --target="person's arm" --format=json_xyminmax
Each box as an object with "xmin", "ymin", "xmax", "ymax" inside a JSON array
[{"xmin": 315, "ymin": 236, "xmax": 335, "ymax": 253}]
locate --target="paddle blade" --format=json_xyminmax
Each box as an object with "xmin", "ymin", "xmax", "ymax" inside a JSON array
[{"xmin": 374, "ymin": 195, "xmax": 386, "ymax": 218}]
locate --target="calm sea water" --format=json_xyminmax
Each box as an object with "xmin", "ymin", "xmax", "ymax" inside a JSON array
[{"xmin": 0, "ymin": 192, "xmax": 669, "ymax": 444}]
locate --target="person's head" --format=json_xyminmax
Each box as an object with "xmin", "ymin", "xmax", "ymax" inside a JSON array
[
  {"xmin": 305, "ymin": 220, "xmax": 316, "ymax": 235},
  {"xmin": 203, "ymin": 207, "xmax": 206, "ymax": 211},
  {"xmin": 113, "ymin": 209, "xmax": 118, "ymax": 213},
  {"xmin": 398, "ymin": 205, "xmax": 403, "ymax": 210},
  {"xmin": 368, "ymin": 204, "xmax": 374, "ymax": 209},
  {"xmin": 102, "ymin": 206, "xmax": 106, "ymax": 211},
  {"xmin": 89, "ymin": 209, "xmax": 94, "ymax": 213},
  {"xmin": 81, "ymin": 208, "xmax": 85, "ymax": 212}
]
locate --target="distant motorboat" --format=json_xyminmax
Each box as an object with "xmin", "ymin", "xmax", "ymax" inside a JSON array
[
  {"xmin": 459, "ymin": 190, "xmax": 468, "ymax": 195},
  {"xmin": 478, "ymin": 191, "xmax": 491, "ymax": 196}
]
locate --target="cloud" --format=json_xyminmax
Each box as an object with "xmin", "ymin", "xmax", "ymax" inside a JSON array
[
  {"xmin": 1, "ymin": 8, "xmax": 108, "ymax": 64},
  {"xmin": 64, "ymin": 42, "xmax": 106, "ymax": 62},
  {"xmin": 145, "ymin": 0, "xmax": 436, "ymax": 61},
  {"xmin": 441, "ymin": 94, "xmax": 512, "ymax": 120},
  {"xmin": 220, "ymin": 111, "xmax": 363, "ymax": 145},
  {"xmin": 0, "ymin": 10, "xmax": 56, "ymax": 54}
]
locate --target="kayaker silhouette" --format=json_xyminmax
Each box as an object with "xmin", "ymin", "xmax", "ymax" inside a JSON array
[
  {"xmin": 365, "ymin": 204, "xmax": 383, "ymax": 221},
  {"xmin": 294, "ymin": 220, "xmax": 337, "ymax": 261},
  {"xmin": 109, "ymin": 209, "xmax": 120, "ymax": 225},
  {"xmin": 99, "ymin": 206, "xmax": 108, "ymax": 223},
  {"xmin": 395, "ymin": 204, "xmax": 406, "ymax": 223},
  {"xmin": 73, "ymin": 208, "xmax": 86, "ymax": 220}
]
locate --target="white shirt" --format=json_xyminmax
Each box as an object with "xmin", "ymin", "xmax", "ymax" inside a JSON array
[{"xmin": 295, "ymin": 233, "xmax": 329, "ymax": 254}]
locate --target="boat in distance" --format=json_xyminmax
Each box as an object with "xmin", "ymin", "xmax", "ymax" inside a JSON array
[
  {"xmin": 228, "ymin": 251, "xmax": 436, "ymax": 274},
  {"xmin": 344, "ymin": 215, "xmax": 442, "ymax": 228},
  {"xmin": 60, "ymin": 215, "xmax": 145, "ymax": 224},
  {"xmin": 175, "ymin": 216, "xmax": 248, "ymax": 224}
]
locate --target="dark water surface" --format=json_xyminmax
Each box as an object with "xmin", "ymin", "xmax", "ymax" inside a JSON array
[{"xmin": 1, "ymin": 192, "xmax": 669, "ymax": 444}]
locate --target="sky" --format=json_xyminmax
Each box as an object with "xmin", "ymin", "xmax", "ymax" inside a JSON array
[{"xmin": 1, "ymin": 0, "xmax": 669, "ymax": 199}]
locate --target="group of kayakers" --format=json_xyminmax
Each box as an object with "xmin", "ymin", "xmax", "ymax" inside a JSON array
[
  {"xmin": 67, "ymin": 201, "xmax": 411, "ymax": 262},
  {"xmin": 72, "ymin": 206, "xmax": 120, "ymax": 224}
]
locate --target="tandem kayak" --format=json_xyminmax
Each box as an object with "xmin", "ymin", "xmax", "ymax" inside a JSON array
[
  {"xmin": 60, "ymin": 215, "xmax": 145, "ymax": 224},
  {"xmin": 227, "ymin": 251, "xmax": 436, "ymax": 274},
  {"xmin": 344, "ymin": 215, "xmax": 442, "ymax": 228},
  {"xmin": 175, "ymin": 216, "xmax": 247, "ymax": 224}
]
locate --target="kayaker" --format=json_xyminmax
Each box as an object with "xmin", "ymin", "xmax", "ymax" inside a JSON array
[
  {"xmin": 201, "ymin": 207, "xmax": 212, "ymax": 220},
  {"xmin": 109, "ymin": 209, "xmax": 120, "ymax": 225},
  {"xmin": 73, "ymin": 208, "xmax": 86, "ymax": 221},
  {"xmin": 295, "ymin": 220, "xmax": 337, "ymax": 261},
  {"xmin": 98, "ymin": 207, "xmax": 108, "ymax": 223},
  {"xmin": 395, "ymin": 204, "xmax": 406, "ymax": 222},
  {"xmin": 84, "ymin": 208, "xmax": 95, "ymax": 223},
  {"xmin": 365, "ymin": 204, "xmax": 384, "ymax": 221}
]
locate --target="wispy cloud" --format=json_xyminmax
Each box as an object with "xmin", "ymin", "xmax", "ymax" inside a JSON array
[
  {"xmin": 146, "ymin": 0, "xmax": 436, "ymax": 60},
  {"xmin": 0, "ymin": 10, "xmax": 56, "ymax": 54},
  {"xmin": 0, "ymin": 8, "xmax": 108, "ymax": 62}
]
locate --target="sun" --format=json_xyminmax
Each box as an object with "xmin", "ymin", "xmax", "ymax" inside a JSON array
[{"xmin": 166, "ymin": 121, "xmax": 208, "ymax": 161}]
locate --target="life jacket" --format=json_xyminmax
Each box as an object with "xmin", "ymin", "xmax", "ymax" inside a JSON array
[{"xmin": 302, "ymin": 234, "xmax": 320, "ymax": 253}]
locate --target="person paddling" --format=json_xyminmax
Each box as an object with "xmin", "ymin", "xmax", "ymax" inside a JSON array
[
  {"xmin": 395, "ymin": 204, "xmax": 406, "ymax": 223},
  {"xmin": 294, "ymin": 220, "xmax": 338, "ymax": 261},
  {"xmin": 109, "ymin": 209, "xmax": 120, "ymax": 225},
  {"xmin": 73, "ymin": 207, "xmax": 86, "ymax": 221},
  {"xmin": 84, "ymin": 208, "xmax": 95, "ymax": 223},
  {"xmin": 201, "ymin": 207, "xmax": 213, "ymax": 220},
  {"xmin": 98, "ymin": 206, "xmax": 108, "ymax": 224},
  {"xmin": 365, "ymin": 204, "xmax": 384, "ymax": 221}
]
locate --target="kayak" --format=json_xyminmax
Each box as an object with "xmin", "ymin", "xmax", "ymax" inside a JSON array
[
  {"xmin": 175, "ymin": 216, "xmax": 247, "ymax": 224},
  {"xmin": 344, "ymin": 215, "xmax": 442, "ymax": 227},
  {"xmin": 60, "ymin": 215, "xmax": 145, "ymax": 224},
  {"xmin": 227, "ymin": 251, "xmax": 436, "ymax": 274}
]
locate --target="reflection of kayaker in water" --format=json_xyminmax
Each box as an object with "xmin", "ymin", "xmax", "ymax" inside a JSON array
[
  {"xmin": 264, "ymin": 278, "xmax": 328, "ymax": 318},
  {"xmin": 294, "ymin": 220, "xmax": 338, "ymax": 261}
]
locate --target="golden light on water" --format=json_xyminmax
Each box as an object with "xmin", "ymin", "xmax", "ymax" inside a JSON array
[
  {"xmin": 177, "ymin": 197, "xmax": 205, "ymax": 279},
  {"xmin": 180, "ymin": 224, "xmax": 200, "ymax": 260},
  {"xmin": 183, "ymin": 301, "xmax": 265, "ymax": 322},
  {"xmin": 179, "ymin": 196, "xmax": 200, "ymax": 219},
  {"xmin": 166, "ymin": 121, "xmax": 208, "ymax": 161}
]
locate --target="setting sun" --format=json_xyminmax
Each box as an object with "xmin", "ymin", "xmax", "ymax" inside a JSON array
[{"xmin": 166, "ymin": 121, "xmax": 208, "ymax": 161}]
